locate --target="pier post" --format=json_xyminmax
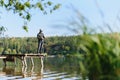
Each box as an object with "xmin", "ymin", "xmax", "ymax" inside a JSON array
[
  {"xmin": 24, "ymin": 56, "xmax": 27, "ymax": 67},
  {"xmin": 14, "ymin": 57, "xmax": 16, "ymax": 66},
  {"xmin": 31, "ymin": 57, "xmax": 34, "ymax": 66},
  {"xmin": 41, "ymin": 57, "xmax": 44, "ymax": 67},
  {"xmin": 21, "ymin": 56, "xmax": 27, "ymax": 67}
]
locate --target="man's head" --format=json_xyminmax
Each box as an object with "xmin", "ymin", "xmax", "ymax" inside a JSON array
[{"xmin": 39, "ymin": 29, "xmax": 42, "ymax": 33}]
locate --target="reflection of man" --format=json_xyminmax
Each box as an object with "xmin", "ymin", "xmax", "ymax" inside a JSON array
[{"xmin": 37, "ymin": 29, "xmax": 45, "ymax": 54}]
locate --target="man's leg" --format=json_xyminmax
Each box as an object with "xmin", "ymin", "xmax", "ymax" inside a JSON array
[
  {"xmin": 41, "ymin": 41, "xmax": 44, "ymax": 53},
  {"xmin": 37, "ymin": 41, "xmax": 41, "ymax": 53},
  {"xmin": 39, "ymin": 41, "xmax": 43, "ymax": 53}
]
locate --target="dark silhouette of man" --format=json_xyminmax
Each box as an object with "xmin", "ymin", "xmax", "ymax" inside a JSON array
[{"xmin": 37, "ymin": 29, "xmax": 45, "ymax": 54}]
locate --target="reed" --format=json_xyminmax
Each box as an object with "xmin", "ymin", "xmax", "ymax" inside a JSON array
[{"xmin": 79, "ymin": 33, "xmax": 120, "ymax": 80}]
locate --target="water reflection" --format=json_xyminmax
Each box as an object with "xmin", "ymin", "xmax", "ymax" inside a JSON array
[
  {"xmin": 0, "ymin": 57, "xmax": 44, "ymax": 80},
  {"xmin": 21, "ymin": 57, "xmax": 44, "ymax": 79},
  {"xmin": 2, "ymin": 66, "xmax": 14, "ymax": 75},
  {"xmin": 0, "ymin": 56, "xmax": 82, "ymax": 80}
]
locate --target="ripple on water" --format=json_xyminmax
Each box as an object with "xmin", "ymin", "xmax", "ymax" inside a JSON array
[{"xmin": 0, "ymin": 71, "xmax": 81, "ymax": 80}]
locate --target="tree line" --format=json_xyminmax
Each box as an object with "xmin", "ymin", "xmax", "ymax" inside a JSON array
[{"xmin": 0, "ymin": 36, "xmax": 80, "ymax": 55}]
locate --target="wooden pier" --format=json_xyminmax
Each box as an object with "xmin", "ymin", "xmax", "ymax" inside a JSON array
[{"xmin": 0, "ymin": 54, "xmax": 47, "ymax": 66}]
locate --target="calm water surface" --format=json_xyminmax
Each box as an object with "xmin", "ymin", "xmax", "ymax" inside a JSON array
[{"xmin": 0, "ymin": 56, "xmax": 85, "ymax": 80}]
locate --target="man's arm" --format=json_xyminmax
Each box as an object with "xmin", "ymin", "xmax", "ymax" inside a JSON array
[
  {"xmin": 37, "ymin": 33, "xmax": 39, "ymax": 39},
  {"xmin": 43, "ymin": 35, "xmax": 45, "ymax": 39},
  {"xmin": 42, "ymin": 33, "xmax": 45, "ymax": 39}
]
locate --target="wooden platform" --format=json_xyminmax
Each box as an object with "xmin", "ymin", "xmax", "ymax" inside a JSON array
[
  {"xmin": 0, "ymin": 56, "xmax": 6, "ymax": 59},
  {"xmin": 0, "ymin": 53, "xmax": 47, "ymax": 57},
  {"xmin": 0, "ymin": 53, "xmax": 47, "ymax": 66}
]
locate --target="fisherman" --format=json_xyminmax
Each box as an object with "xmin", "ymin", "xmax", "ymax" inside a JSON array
[{"xmin": 37, "ymin": 29, "xmax": 45, "ymax": 54}]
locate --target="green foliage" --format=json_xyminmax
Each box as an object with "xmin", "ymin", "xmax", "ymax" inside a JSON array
[
  {"xmin": 36, "ymin": 2, "xmax": 43, "ymax": 11},
  {"xmin": 23, "ymin": 25, "xmax": 28, "ymax": 32},
  {"xmin": 5, "ymin": 48, "xmax": 11, "ymax": 54},
  {"xmin": 0, "ymin": 0, "xmax": 61, "ymax": 31},
  {"xmin": 0, "ymin": 26, "xmax": 7, "ymax": 36},
  {"xmin": 47, "ymin": 1, "xmax": 52, "ymax": 6},
  {"xmin": 12, "ymin": 49, "xmax": 16, "ymax": 54},
  {"xmin": 53, "ymin": 4, "xmax": 61, "ymax": 10},
  {"xmin": 78, "ymin": 33, "xmax": 120, "ymax": 80},
  {"xmin": 45, "ymin": 36, "xmax": 79, "ymax": 55},
  {"xmin": 0, "ymin": 35, "xmax": 80, "ymax": 55},
  {"xmin": 0, "ymin": 47, "xmax": 4, "ymax": 54},
  {"xmin": 24, "ymin": 1, "xmax": 30, "ymax": 8}
]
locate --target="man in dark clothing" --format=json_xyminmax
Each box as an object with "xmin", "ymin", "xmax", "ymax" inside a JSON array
[{"xmin": 37, "ymin": 29, "xmax": 45, "ymax": 54}]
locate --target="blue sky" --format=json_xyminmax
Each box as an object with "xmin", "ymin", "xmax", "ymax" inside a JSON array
[{"xmin": 1, "ymin": 0, "xmax": 120, "ymax": 37}]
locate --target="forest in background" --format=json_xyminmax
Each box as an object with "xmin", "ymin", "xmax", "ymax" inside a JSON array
[
  {"xmin": 0, "ymin": 35, "xmax": 81, "ymax": 55},
  {"xmin": 0, "ymin": 32, "xmax": 119, "ymax": 55}
]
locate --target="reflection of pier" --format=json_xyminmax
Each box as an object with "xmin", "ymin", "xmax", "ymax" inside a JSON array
[
  {"xmin": 22, "ymin": 57, "xmax": 44, "ymax": 79},
  {"xmin": 0, "ymin": 54, "xmax": 46, "ymax": 66},
  {"xmin": 0, "ymin": 57, "xmax": 44, "ymax": 80}
]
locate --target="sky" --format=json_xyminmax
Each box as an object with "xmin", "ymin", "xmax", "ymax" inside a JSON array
[{"xmin": 1, "ymin": 0, "xmax": 120, "ymax": 37}]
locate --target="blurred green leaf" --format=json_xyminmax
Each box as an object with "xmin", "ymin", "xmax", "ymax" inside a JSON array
[
  {"xmin": 23, "ymin": 25, "xmax": 28, "ymax": 32},
  {"xmin": 26, "ymin": 13, "xmax": 31, "ymax": 21},
  {"xmin": 47, "ymin": 1, "xmax": 52, "ymax": 6},
  {"xmin": 53, "ymin": 4, "xmax": 61, "ymax": 10},
  {"xmin": 24, "ymin": 1, "xmax": 30, "ymax": 8},
  {"xmin": 36, "ymin": 2, "xmax": 44, "ymax": 11}
]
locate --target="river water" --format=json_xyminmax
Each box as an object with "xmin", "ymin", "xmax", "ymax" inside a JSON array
[{"xmin": 0, "ymin": 56, "xmax": 86, "ymax": 80}]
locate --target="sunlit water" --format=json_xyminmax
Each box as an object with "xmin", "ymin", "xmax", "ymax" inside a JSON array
[{"xmin": 0, "ymin": 56, "xmax": 85, "ymax": 80}]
